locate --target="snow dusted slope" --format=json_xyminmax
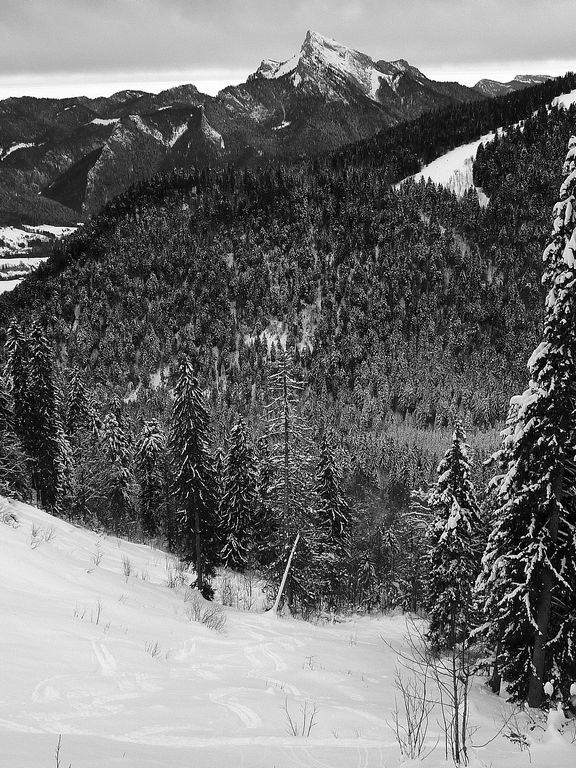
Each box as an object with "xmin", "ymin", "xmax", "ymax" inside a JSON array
[
  {"xmin": 552, "ymin": 88, "xmax": 576, "ymax": 109},
  {"xmin": 398, "ymin": 88, "xmax": 576, "ymax": 203},
  {"xmin": 1, "ymin": 497, "xmax": 575, "ymax": 767},
  {"xmin": 0, "ymin": 225, "xmax": 76, "ymax": 292},
  {"xmin": 399, "ymin": 131, "xmax": 497, "ymax": 199}
]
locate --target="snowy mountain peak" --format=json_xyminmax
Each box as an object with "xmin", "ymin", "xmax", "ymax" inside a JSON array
[
  {"xmin": 389, "ymin": 59, "xmax": 427, "ymax": 81},
  {"xmin": 250, "ymin": 30, "xmax": 400, "ymax": 103},
  {"xmin": 301, "ymin": 29, "xmax": 351, "ymax": 59}
]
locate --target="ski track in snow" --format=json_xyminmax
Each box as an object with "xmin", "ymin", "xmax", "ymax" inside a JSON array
[
  {"xmin": 92, "ymin": 641, "xmax": 117, "ymax": 676},
  {"xmin": 209, "ymin": 689, "xmax": 262, "ymax": 729}
]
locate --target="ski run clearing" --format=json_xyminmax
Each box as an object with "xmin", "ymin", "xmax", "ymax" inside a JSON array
[
  {"xmin": 398, "ymin": 87, "xmax": 576, "ymax": 201},
  {"xmin": 1, "ymin": 497, "xmax": 575, "ymax": 768},
  {"xmin": 401, "ymin": 132, "xmax": 497, "ymax": 199}
]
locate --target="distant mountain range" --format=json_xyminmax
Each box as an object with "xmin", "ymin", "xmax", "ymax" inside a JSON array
[
  {"xmin": 0, "ymin": 30, "xmax": 551, "ymax": 225},
  {"xmin": 474, "ymin": 74, "xmax": 551, "ymax": 97}
]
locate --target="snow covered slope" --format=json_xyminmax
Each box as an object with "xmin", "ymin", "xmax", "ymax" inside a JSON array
[
  {"xmin": 1, "ymin": 497, "xmax": 575, "ymax": 767},
  {"xmin": 0, "ymin": 225, "xmax": 76, "ymax": 292},
  {"xmin": 398, "ymin": 87, "xmax": 576, "ymax": 202},
  {"xmin": 400, "ymin": 131, "xmax": 497, "ymax": 199},
  {"xmin": 552, "ymin": 88, "xmax": 576, "ymax": 109}
]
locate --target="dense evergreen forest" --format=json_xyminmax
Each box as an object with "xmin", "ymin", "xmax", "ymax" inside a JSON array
[{"xmin": 0, "ymin": 79, "xmax": 575, "ymax": 648}]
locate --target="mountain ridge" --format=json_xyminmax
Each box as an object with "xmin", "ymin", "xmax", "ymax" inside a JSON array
[
  {"xmin": 0, "ymin": 30, "xmax": 485, "ymax": 224},
  {"xmin": 474, "ymin": 73, "xmax": 551, "ymax": 97},
  {"xmin": 0, "ymin": 31, "xmax": 561, "ymax": 227}
]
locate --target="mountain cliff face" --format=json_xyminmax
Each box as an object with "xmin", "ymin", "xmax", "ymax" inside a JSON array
[
  {"xmin": 250, "ymin": 32, "xmax": 480, "ymax": 113},
  {"xmin": 0, "ymin": 30, "xmax": 485, "ymax": 224},
  {"xmin": 474, "ymin": 74, "xmax": 551, "ymax": 97}
]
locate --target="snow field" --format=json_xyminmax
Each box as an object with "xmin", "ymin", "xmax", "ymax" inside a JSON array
[
  {"xmin": 398, "ymin": 132, "xmax": 497, "ymax": 199},
  {"xmin": 552, "ymin": 88, "xmax": 576, "ymax": 110},
  {"xmin": 1, "ymin": 497, "xmax": 575, "ymax": 767},
  {"xmin": 0, "ymin": 279, "xmax": 25, "ymax": 294},
  {"xmin": 0, "ymin": 225, "xmax": 76, "ymax": 292}
]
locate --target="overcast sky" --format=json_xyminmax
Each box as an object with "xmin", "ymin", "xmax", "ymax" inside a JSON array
[{"xmin": 1, "ymin": 0, "xmax": 575, "ymax": 99}]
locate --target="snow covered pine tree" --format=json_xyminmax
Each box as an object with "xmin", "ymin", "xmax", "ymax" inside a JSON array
[
  {"xmin": 169, "ymin": 357, "xmax": 219, "ymax": 599},
  {"xmin": 313, "ymin": 429, "xmax": 352, "ymax": 607},
  {"xmin": 135, "ymin": 419, "xmax": 166, "ymax": 538},
  {"xmin": 314, "ymin": 429, "xmax": 351, "ymax": 551},
  {"xmin": 425, "ymin": 420, "xmax": 481, "ymax": 651},
  {"xmin": 7, "ymin": 322, "xmax": 68, "ymax": 511},
  {"xmin": 478, "ymin": 136, "xmax": 576, "ymax": 707},
  {"xmin": 219, "ymin": 417, "xmax": 258, "ymax": 570},
  {"xmin": 99, "ymin": 411, "xmax": 136, "ymax": 533}
]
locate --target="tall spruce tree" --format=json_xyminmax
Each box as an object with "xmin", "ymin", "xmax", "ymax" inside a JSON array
[
  {"xmin": 254, "ymin": 435, "xmax": 277, "ymax": 566},
  {"xmin": 219, "ymin": 417, "xmax": 258, "ymax": 570},
  {"xmin": 66, "ymin": 368, "xmax": 94, "ymax": 434},
  {"xmin": 0, "ymin": 373, "xmax": 29, "ymax": 499},
  {"xmin": 169, "ymin": 357, "xmax": 219, "ymax": 598},
  {"xmin": 6, "ymin": 322, "xmax": 34, "ymax": 456},
  {"xmin": 314, "ymin": 430, "xmax": 351, "ymax": 550},
  {"xmin": 99, "ymin": 411, "xmax": 135, "ymax": 533},
  {"xmin": 11, "ymin": 322, "xmax": 67, "ymax": 511},
  {"xmin": 425, "ymin": 420, "xmax": 481, "ymax": 651},
  {"xmin": 135, "ymin": 419, "xmax": 166, "ymax": 538},
  {"xmin": 312, "ymin": 430, "xmax": 352, "ymax": 607},
  {"xmin": 477, "ymin": 136, "xmax": 576, "ymax": 707}
]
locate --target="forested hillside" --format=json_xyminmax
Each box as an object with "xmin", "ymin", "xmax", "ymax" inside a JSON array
[
  {"xmin": 0, "ymin": 84, "xmax": 574, "ymax": 615},
  {"xmin": 5, "ymin": 96, "xmax": 575, "ymax": 416}
]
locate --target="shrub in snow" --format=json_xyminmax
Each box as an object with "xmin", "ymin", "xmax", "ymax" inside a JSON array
[{"xmin": 184, "ymin": 588, "xmax": 226, "ymax": 632}]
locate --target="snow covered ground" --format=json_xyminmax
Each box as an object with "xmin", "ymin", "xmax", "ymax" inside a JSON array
[
  {"xmin": 0, "ymin": 225, "xmax": 76, "ymax": 292},
  {"xmin": 0, "ymin": 497, "xmax": 574, "ymax": 768},
  {"xmin": 0, "ymin": 278, "xmax": 26, "ymax": 294},
  {"xmin": 0, "ymin": 225, "xmax": 76, "ymax": 256}
]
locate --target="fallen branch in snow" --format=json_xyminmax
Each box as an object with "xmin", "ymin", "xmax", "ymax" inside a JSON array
[{"xmin": 271, "ymin": 533, "xmax": 300, "ymax": 614}]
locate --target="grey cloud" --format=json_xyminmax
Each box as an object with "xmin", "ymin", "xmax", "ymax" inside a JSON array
[{"xmin": 1, "ymin": 0, "xmax": 575, "ymax": 79}]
